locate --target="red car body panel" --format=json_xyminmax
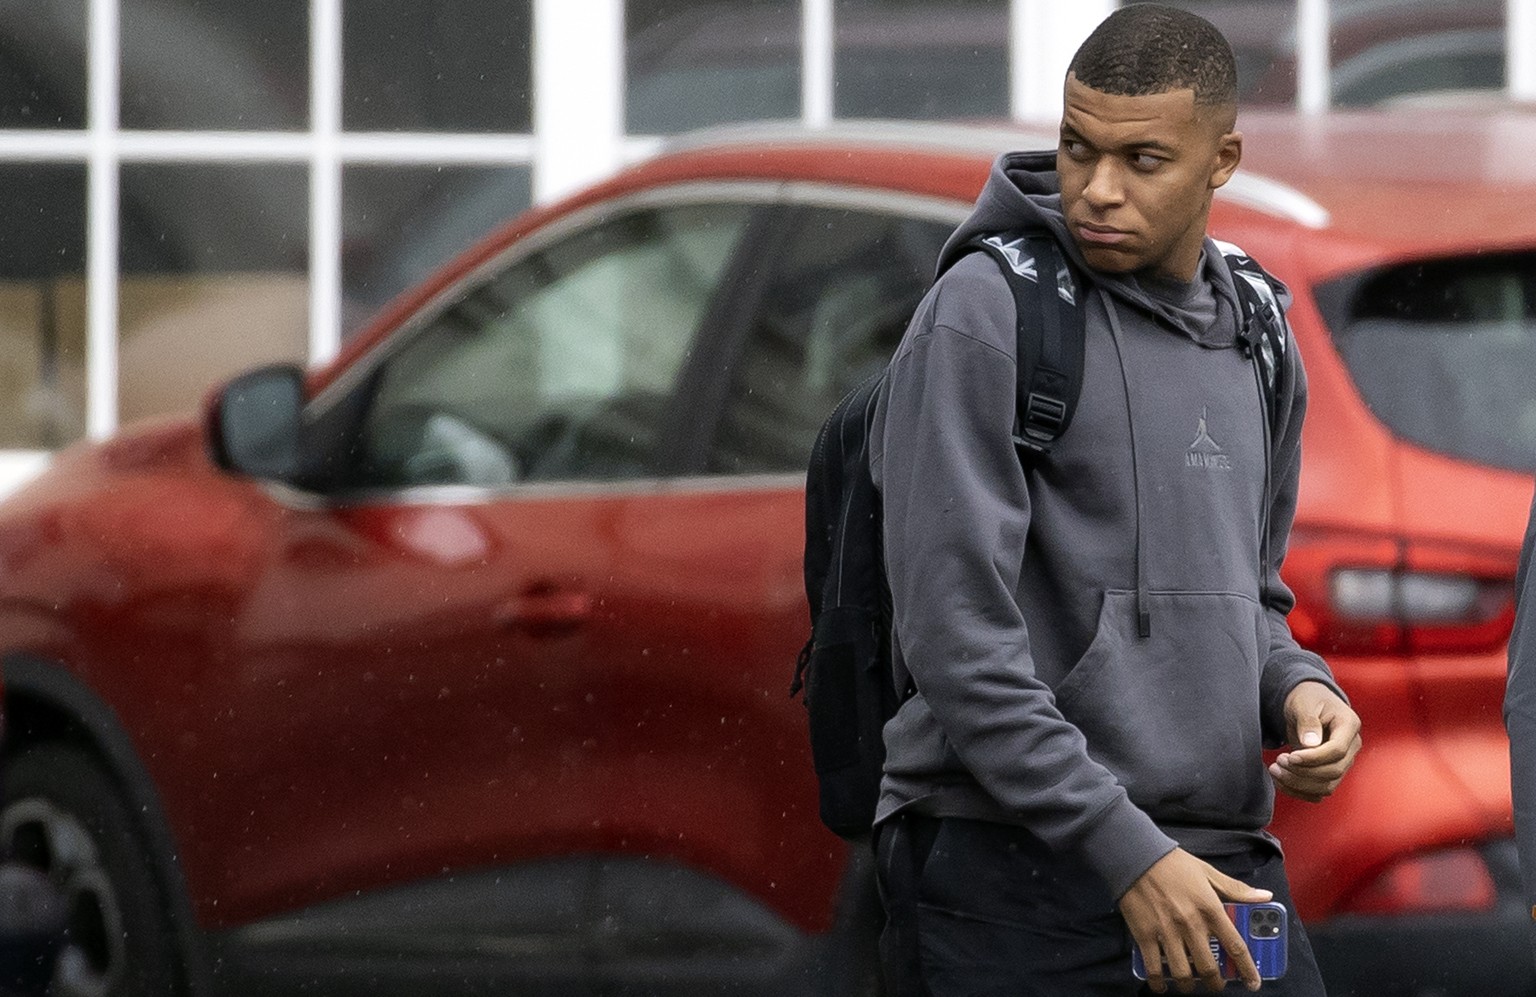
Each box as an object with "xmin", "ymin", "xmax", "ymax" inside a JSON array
[
  {"xmin": 184, "ymin": 481, "xmax": 832, "ymax": 930},
  {"xmin": 4, "ymin": 111, "xmax": 1536, "ymax": 949},
  {"xmin": 3, "ymin": 437, "xmax": 841, "ymax": 931}
]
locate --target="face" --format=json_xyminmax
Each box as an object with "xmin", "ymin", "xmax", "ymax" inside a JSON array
[{"xmin": 1057, "ymin": 74, "xmax": 1241, "ymax": 281}]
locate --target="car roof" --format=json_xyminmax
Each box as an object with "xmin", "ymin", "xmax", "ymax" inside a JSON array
[
  {"xmin": 326, "ymin": 109, "xmax": 1536, "ymax": 387},
  {"xmin": 1237, "ymin": 107, "xmax": 1536, "ymax": 252},
  {"xmin": 642, "ymin": 111, "xmax": 1536, "ymax": 262}
]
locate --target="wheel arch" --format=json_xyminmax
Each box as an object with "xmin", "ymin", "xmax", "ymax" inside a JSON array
[{"xmin": 2, "ymin": 651, "xmax": 218, "ymax": 997}]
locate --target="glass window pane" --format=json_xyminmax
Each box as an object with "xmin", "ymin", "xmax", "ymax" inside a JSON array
[
  {"xmin": 350, "ymin": 202, "xmax": 754, "ymax": 489},
  {"xmin": 1156, "ymin": 0, "xmax": 1298, "ymax": 105},
  {"xmin": 1334, "ymin": 30, "xmax": 1505, "ymax": 106},
  {"xmin": 1322, "ymin": 253, "xmax": 1536, "ymax": 472},
  {"xmin": 833, "ymin": 0, "xmax": 1007, "ymax": 121},
  {"xmin": 118, "ymin": 165, "xmax": 309, "ymax": 425},
  {"xmin": 343, "ymin": 2, "xmax": 532, "ymax": 132},
  {"xmin": 708, "ymin": 206, "xmax": 952, "ymax": 475},
  {"xmin": 0, "ymin": 165, "xmax": 87, "ymax": 448},
  {"xmin": 0, "ymin": 2, "xmax": 88, "ymax": 129},
  {"xmin": 342, "ymin": 166, "xmax": 533, "ymax": 335},
  {"xmin": 1151, "ymin": 0, "xmax": 1505, "ymax": 107},
  {"xmin": 626, "ymin": 0, "xmax": 799, "ymax": 134},
  {"xmin": 120, "ymin": 0, "xmax": 308, "ymax": 130}
]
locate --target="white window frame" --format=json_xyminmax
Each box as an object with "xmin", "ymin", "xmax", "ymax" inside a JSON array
[
  {"xmin": 1011, "ymin": 0, "xmax": 1118, "ymax": 122},
  {"xmin": 0, "ymin": 0, "xmax": 1530, "ymax": 500},
  {"xmin": 1512, "ymin": 0, "xmax": 1536, "ymax": 100}
]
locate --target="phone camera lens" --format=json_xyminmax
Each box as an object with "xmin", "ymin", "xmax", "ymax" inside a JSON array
[{"xmin": 1249, "ymin": 909, "xmax": 1282, "ymax": 937}]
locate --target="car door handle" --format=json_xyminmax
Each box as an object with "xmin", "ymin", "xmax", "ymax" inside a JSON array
[{"xmin": 497, "ymin": 584, "xmax": 593, "ymax": 636}]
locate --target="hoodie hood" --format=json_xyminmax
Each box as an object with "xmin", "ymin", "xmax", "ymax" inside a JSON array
[{"xmin": 939, "ymin": 150, "xmax": 1245, "ymax": 348}]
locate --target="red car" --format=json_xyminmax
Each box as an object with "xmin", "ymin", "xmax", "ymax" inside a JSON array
[{"xmin": 1, "ymin": 113, "xmax": 1533, "ymax": 997}]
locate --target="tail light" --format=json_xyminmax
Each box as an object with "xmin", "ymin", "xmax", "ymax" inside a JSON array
[
  {"xmin": 1341, "ymin": 847, "xmax": 1497, "ymax": 915},
  {"xmin": 1284, "ymin": 529, "xmax": 1516, "ymax": 656}
]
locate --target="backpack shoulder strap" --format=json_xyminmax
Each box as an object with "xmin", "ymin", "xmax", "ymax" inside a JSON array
[
  {"xmin": 963, "ymin": 231, "xmax": 1086, "ymax": 457},
  {"xmin": 1215, "ymin": 239, "xmax": 1289, "ymax": 424}
]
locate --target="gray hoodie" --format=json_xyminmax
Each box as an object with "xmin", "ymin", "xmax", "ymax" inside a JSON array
[
  {"xmin": 1503, "ymin": 494, "xmax": 1536, "ymax": 963},
  {"xmin": 869, "ymin": 151, "xmax": 1345, "ymax": 900}
]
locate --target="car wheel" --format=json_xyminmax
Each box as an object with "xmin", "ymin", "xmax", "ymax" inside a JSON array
[{"xmin": 1, "ymin": 744, "xmax": 186, "ymax": 997}]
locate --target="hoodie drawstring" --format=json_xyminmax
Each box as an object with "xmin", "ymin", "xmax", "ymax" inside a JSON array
[
  {"xmin": 1102, "ymin": 296, "xmax": 1152, "ymax": 638},
  {"xmin": 1247, "ymin": 341, "xmax": 1274, "ymax": 608}
]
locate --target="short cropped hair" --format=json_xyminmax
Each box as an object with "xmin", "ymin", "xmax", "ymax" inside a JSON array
[{"xmin": 1068, "ymin": 3, "xmax": 1238, "ymax": 110}]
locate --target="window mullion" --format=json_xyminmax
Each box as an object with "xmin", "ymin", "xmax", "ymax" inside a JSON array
[
  {"xmin": 1512, "ymin": 0, "xmax": 1536, "ymax": 100},
  {"xmin": 1010, "ymin": 0, "xmax": 1118, "ymax": 123},
  {"xmin": 1296, "ymin": 0, "xmax": 1331, "ymax": 113},
  {"xmin": 86, "ymin": 0, "xmax": 121, "ymax": 440},
  {"xmin": 533, "ymin": 0, "xmax": 623, "ymax": 204},
  {"xmin": 309, "ymin": 0, "xmax": 344, "ymax": 364},
  {"xmin": 802, "ymin": 0, "xmax": 834, "ymax": 128}
]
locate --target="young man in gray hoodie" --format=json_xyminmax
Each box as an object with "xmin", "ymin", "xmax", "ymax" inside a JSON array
[
  {"xmin": 1505, "ymin": 501, "xmax": 1536, "ymax": 972},
  {"xmin": 870, "ymin": 5, "xmax": 1362, "ymax": 995}
]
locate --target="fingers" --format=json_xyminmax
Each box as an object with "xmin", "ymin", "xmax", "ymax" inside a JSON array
[
  {"xmin": 1283, "ymin": 683, "xmax": 1363, "ymax": 766},
  {"xmin": 1127, "ymin": 863, "xmax": 1271, "ymax": 992},
  {"xmin": 1269, "ymin": 766, "xmax": 1332, "ymax": 803},
  {"xmin": 1270, "ymin": 749, "xmax": 1351, "ymax": 784},
  {"xmin": 1269, "ymin": 756, "xmax": 1347, "ymax": 801},
  {"xmin": 1273, "ymin": 701, "xmax": 1363, "ymax": 802},
  {"xmin": 1281, "ymin": 713, "xmax": 1364, "ymax": 765},
  {"xmin": 1184, "ymin": 922, "xmax": 1225, "ymax": 993},
  {"xmin": 1120, "ymin": 852, "xmax": 1273, "ymax": 993},
  {"xmin": 1134, "ymin": 931, "xmax": 1169, "ymax": 993},
  {"xmin": 1209, "ymin": 909, "xmax": 1263, "ymax": 992},
  {"xmin": 1208, "ymin": 868, "xmax": 1273, "ymax": 905},
  {"xmin": 1162, "ymin": 931, "xmax": 1197, "ymax": 993},
  {"xmin": 1274, "ymin": 738, "xmax": 1348, "ymax": 768},
  {"xmin": 1289, "ymin": 714, "xmax": 1325, "ymax": 750},
  {"xmin": 1132, "ymin": 921, "xmax": 1219, "ymax": 994},
  {"xmin": 1270, "ymin": 727, "xmax": 1363, "ymax": 802},
  {"xmin": 1204, "ymin": 872, "xmax": 1268, "ymax": 989}
]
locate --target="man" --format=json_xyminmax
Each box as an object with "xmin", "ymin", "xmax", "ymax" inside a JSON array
[
  {"xmin": 1505, "ymin": 499, "xmax": 1536, "ymax": 972},
  {"xmin": 869, "ymin": 5, "xmax": 1362, "ymax": 994}
]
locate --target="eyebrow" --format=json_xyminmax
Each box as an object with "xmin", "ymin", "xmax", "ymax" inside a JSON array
[{"xmin": 1059, "ymin": 125, "xmax": 1177, "ymax": 157}]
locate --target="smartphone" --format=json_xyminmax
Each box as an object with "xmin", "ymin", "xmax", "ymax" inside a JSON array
[{"xmin": 1132, "ymin": 902, "xmax": 1289, "ymax": 982}]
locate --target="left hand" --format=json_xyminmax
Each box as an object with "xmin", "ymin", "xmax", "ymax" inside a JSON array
[{"xmin": 1269, "ymin": 681, "xmax": 1362, "ymax": 803}]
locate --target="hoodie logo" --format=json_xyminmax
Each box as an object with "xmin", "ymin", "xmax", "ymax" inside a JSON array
[{"xmin": 1186, "ymin": 408, "xmax": 1232, "ymax": 471}]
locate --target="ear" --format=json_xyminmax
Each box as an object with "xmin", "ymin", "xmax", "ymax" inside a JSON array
[{"xmin": 1210, "ymin": 129, "xmax": 1242, "ymax": 190}]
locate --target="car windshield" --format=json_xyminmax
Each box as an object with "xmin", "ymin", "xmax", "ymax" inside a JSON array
[{"xmin": 1320, "ymin": 252, "xmax": 1536, "ymax": 471}]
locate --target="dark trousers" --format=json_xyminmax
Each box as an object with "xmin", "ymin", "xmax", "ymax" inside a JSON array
[{"xmin": 875, "ymin": 814, "xmax": 1326, "ymax": 996}]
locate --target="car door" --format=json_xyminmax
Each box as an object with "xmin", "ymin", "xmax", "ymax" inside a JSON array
[
  {"xmin": 572, "ymin": 188, "xmax": 965, "ymax": 989},
  {"xmin": 204, "ymin": 188, "xmax": 775, "ymax": 994}
]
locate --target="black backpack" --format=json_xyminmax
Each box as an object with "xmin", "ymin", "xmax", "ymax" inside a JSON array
[{"xmin": 791, "ymin": 228, "xmax": 1291, "ymax": 841}]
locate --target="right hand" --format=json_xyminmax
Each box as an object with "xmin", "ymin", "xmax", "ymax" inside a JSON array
[{"xmin": 1118, "ymin": 847, "xmax": 1273, "ymax": 993}]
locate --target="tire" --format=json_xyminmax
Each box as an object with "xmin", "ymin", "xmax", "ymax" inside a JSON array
[{"xmin": 1, "ymin": 744, "xmax": 186, "ymax": 997}]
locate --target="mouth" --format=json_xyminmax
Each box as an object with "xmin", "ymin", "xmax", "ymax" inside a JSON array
[{"xmin": 1075, "ymin": 223, "xmax": 1132, "ymax": 247}]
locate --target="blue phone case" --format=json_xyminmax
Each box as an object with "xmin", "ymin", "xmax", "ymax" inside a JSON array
[{"xmin": 1132, "ymin": 901, "xmax": 1289, "ymax": 981}]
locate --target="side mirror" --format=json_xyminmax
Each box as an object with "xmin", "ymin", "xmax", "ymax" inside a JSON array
[{"xmin": 208, "ymin": 364, "xmax": 304, "ymax": 482}]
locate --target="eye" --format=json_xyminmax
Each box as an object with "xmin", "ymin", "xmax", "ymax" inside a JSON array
[
  {"xmin": 1131, "ymin": 152, "xmax": 1164, "ymax": 171},
  {"xmin": 1062, "ymin": 139, "xmax": 1090, "ymax": 160}
]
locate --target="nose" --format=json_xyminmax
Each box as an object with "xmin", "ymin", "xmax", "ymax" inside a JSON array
[{"xmin": 1083, "ymin": 158, "xmax": 1125, "ymax": 210}]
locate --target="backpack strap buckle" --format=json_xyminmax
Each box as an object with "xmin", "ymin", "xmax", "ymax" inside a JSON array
[{"xmin": 1016, "ymin": 389, "xmax": 1068, "ymax": 451}]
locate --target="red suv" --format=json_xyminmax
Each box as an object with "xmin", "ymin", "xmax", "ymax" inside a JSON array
[{"xmin": 1, "ymin": 113, "xmax": 1532, "ymax": 997}]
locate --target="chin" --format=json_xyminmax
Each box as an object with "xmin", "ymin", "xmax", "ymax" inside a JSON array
[{"xmin": 1077, "ymin": 244, "xmax": 1143, "ymax": 275}]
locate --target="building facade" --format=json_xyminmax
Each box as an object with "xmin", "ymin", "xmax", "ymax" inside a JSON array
[{"xmin": 0, "ymin": 0, "xmax": 1530, "ymax": 494}]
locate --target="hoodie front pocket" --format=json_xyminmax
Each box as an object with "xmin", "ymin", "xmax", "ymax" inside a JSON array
[{"xmin": 1052, "ymin": 589, "xmax": 1269, "ymax": 825}]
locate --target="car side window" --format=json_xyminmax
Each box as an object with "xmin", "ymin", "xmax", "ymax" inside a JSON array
[
  {"xmin": 706, "ymin": 205, "xmax": 952, "ymax": 474},
  {"xmin": 347, "ymin": 202, "xmax": 753, "ymax": 488}
]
